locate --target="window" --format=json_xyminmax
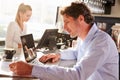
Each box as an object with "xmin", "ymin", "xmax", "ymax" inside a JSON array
[{"xmin": 0, "ymin": 0, "xmax": 77, "ymax": 40}]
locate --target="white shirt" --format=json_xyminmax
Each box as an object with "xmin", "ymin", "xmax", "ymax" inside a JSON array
[
  {"xmin": 32, "ymin": 23, "xmax": 119, "ymax": 80},
  {"xmin": 5, "ymin": 21, "xmax": 27, "ymax": 55}
]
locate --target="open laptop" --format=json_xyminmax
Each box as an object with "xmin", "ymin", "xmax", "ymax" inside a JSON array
[
  {"xmin": 20, "ymin": 33, "xmax": 59, "ymax": 65},
  {"xmin": 20, "ymin": 33, "xmax": 45, "ymax": 65}
]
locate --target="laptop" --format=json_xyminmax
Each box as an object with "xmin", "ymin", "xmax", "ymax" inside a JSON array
[
  {"xmin": 20, "ymin": 34, "xmax": 44, "ymax": 65},
  {"xmin": 20, "ymin": 33, "xmax": 59, "ymax": 65}
]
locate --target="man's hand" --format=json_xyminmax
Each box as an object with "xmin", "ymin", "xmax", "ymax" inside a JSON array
[
  {"xmin": 39, "ymin": 53, "xmax": 61, "ymax": 63},
  {"xmin": 18, "ymin": 43, "xmax": 22, "ymax": 48},
  {"xmin": 9, "ymin": 61, "xmax": 33, "ymax": 75}
]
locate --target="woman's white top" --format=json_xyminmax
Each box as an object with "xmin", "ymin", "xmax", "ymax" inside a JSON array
[{"xmin": 5, "ymin": 21, "xmax": 27, "ymax": 56}]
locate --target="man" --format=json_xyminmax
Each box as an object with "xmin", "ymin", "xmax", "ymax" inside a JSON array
[{"xmin": 9, "ymin": 2, "xmax": 119, "ymax": 80}]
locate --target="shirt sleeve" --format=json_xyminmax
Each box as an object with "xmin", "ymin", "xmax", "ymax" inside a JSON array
[
  {"xmin": 60, "ymin": 48, "xmax": 77, "ymax": 60},
  {"xmin": 32, "ymin": 65, "xmax": 80, "ymax": 80},
  {"xmin": 5, "ymin": 22, "xmax": 18, "ymax": 48},
  {"xmin": 59, "ymin": 38, "xmax": 80, "ymax": 60}
]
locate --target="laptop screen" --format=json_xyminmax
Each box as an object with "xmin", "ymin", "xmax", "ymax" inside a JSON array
[
  {"xmin": 20, "ymin": 34, "xmax": 37, "ymax": 62},
  {"xmin": 36, "ymin": 29, "xmax": 58, "ymax": 50}
]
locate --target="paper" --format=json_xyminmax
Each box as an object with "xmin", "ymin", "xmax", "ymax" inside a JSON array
[{"xmin": 0, "ymin": 61, "xmax": 37, "ymax": 79}]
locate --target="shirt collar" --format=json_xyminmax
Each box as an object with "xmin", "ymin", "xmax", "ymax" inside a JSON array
[{"xmin": 81, "ymin": 23, "xmax": 99, "ymax": 47}]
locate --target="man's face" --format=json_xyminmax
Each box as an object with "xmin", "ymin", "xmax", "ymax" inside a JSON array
[{"xmin": 63, "ymin": 15, "xmax": 78, "ymax": 38}]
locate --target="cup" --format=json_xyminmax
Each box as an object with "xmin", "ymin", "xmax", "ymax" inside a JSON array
[{"xmin": 3, "ymin": 48, "xmax": 16, "ymax": 61}]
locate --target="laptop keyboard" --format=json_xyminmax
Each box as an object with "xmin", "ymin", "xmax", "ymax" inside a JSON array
[{"xmin": 30, "ymin": 58, "xmax": 44, "ymax": 65}]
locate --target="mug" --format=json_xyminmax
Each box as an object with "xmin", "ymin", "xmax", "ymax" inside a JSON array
[{"xmin": 3, "ymin": 48, "xmax": 16, "ymax": 60}]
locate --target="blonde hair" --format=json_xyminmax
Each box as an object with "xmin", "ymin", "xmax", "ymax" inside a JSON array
[{"xmin": 15, "ymin": 3, "xmax": 32, "ymax": 28}]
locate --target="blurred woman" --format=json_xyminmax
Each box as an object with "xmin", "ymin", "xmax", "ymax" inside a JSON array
[{"xmin": 5, "ymin": 3, "xmax": 32, "ymax": 57}]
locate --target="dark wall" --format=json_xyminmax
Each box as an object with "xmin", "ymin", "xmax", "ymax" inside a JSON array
[{"xmin": 94, "ymin": 16, "xmax": 120, "ymax": 35}]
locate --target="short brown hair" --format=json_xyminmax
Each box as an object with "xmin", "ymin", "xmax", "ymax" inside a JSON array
[{"xmin": 61, "ymin": 2, "xmax": 94, "ymax": 24}]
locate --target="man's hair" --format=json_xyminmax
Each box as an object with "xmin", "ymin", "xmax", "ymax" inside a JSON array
[{"xmin": 61, "ymin": 2, "xmax": 94, "ymax": 24}]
